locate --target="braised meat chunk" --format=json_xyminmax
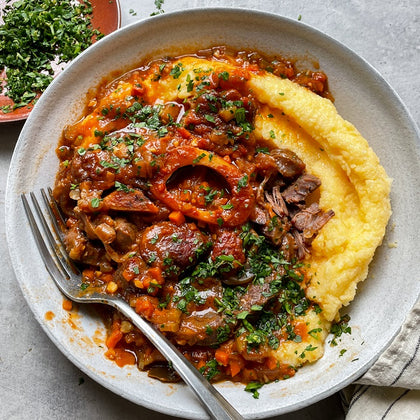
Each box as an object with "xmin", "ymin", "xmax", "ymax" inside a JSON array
[
  {"xmin": 139, "ymin": 221, "xmax": 209, "ymax": 278},
  {"xmin": 282, "ymin": 173, "xmax": 321, "ymax": 205}
]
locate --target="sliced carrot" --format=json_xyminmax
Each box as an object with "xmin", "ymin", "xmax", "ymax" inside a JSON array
[
  {"xmin": 293, "ymin": 321, "xmax": 308, "ymax": 341},
  {"xmin": 106, "ymin": 329, "xmax": 123, "ymax": 349},
  {"xmin": 113, "ymin": 348, "xmax": 136, "ymax": 367},
  {"xmin": 82, "ymin": 268, "xmax": 95, "ymax": 281},
  {"xmin": 196, "ymin": 360, "xmax": 206, "ymax": 370},
  {"xmin": 148, "ymin": 267, "xmax": 164, "ymax": 285},
  {"xmin": 215, "ymin": 349, "xmax": 230, "ymax": 366},
  {"xmin": 169, "ymin": 211, "xmax": 185, "ymax": 226},
  {"xmin": 266, "ymin": 356, "xmax": 278, "ymax": 370},
  {"xmin": 122, "ymin": 268, "xmax": 134, "ymax": 282},
  {"xmin": 135, "ymin": 296, "xmax": 156, "ymax": 319},
  {"xmin": 229, "ymin": 360, "xmax": 242, "ymax": 377},
  {"xmin": 100, "ymin": 273, "xmax": 114, "ymax": 283}
]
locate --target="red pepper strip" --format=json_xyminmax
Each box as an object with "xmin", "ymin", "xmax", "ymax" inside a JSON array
[{"xmin": 150, "ymin": 146, "xmax": 255, "ymax": 227}]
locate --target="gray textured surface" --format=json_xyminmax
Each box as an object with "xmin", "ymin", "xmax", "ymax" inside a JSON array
[{"xmin": 0, "ymin": 1, "xmax": 418, "ymax": 419}]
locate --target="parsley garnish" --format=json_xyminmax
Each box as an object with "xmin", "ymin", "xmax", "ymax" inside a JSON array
[
  {"xmin": 150, "ymin": 234, "xmax": 159, "ymax": 245},
  {"xmin": 221, "ymin": 203, "xmax": 234, "ymax": 210},
  {"xmin": 170, "ymin": 63, "xmax": 184, "ymax": 79},
  {"xmin": 245, "ymin": 382, "xmax": 264, "ymax": 399},
  {"xmin": 150, "ymin": 0, "xmax": 165, "ymax": 16},
  {"xmin": 204, "ymin": 114, "xmax": 216, "ymax": 123},
  {"xmin": 203, "ymin": 187, "xmax": 219, "ymax": 205},
  {"xmin": 192, "ymin": 152, "xmax": 207, "ymax": 164},
  {"xmin": 234, "ymin": 107, "xmax": 246, "ymax": 124},
  {"xmin": 237, "ymin": 175, "xmax": 248, "ymax": 191},
  {"xmin": 308, "ymin": 328, "xmax": 322, "ymax": 339},
  {"xmin": 218, "ymin": 71, "xmax": 229, "ymax": 81},
  {"xmin": 115, "ymin": 181, "xmax": 134, "ymax": 193},
  {"xmin": 90, "ymin": 197, "xmax": 101, "ymax": 208},
  {"xmin": 199, "ymin": 359, "xmax": 220, "ymax": 381},
  {"xmin": 330, "ymin": 314, "xmax": 351, "ymax": 346},
  {"xmin": 0, "ymin": 0, "xmax": 103, "ymax": 111},
  {"xmin": 339, "ymin": 349, "xmax": 347, "ymax": 357},
  {"xmin": 256, "ymin": 147, "xmax": 270, "ymax": 154}
]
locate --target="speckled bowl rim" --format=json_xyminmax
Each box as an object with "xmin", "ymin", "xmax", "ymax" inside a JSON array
[{"xmin": 6, "ymin": 8, "xmax": 420, "ymax": 419}]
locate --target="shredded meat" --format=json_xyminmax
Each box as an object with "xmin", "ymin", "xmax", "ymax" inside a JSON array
[
  {"xmin": 260, "ymin": 215, "xmax": 291, "ymax": 247},
  {"xmin": 292, "ymin": 203, "xmax": 335, "ymax": 243},
  {"xmin": 64, "ymin": 217, "xmax": 87, "ymax": 260},
  {"xmin": 265, "ymin": 186, "xmax": 288, "ymax": 217},
  {"xmin": 282, "ymin": 173, "xmax": 321, "ymax": 205},
  {"xmin": 237, "ymin": 272, "xmax": 283, "ymax": 313}
]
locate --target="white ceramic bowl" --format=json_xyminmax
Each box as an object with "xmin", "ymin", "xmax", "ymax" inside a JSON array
[{"xmin": 6, "ymin": 8, "xmax": 420, "ymax": 419}]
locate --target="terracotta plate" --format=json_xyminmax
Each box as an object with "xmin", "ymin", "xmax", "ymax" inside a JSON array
[{"xmin": 0, "ymin": 0, "xmax": 121, "ymax": 123}]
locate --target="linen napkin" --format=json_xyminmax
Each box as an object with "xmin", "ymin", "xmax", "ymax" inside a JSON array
[{"xmin": 341, "ymin": 297, "xmax": 420, "ymax": 419}]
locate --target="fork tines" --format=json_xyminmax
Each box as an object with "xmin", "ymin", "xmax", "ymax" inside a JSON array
[{"xmin": 21, "ymin": 189, "xmax": 80, "ymax": 291}]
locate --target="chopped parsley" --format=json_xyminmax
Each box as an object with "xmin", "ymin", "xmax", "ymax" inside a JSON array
[
  {"xmin": 256, "ymin": 147, "xmax": 270, "ymax": 154},
  {"xmin": 150, "ymin": 0, "xmax": 165, "ymax": 16},
  {"xmin": 204, "ymin": 114, "xmax": 216, "ymax": 123},
  {"xmin": 192, "ymin": 152, "xmax": 207, "ymax": 164},
  {"xmin": 170, "ymin": 63, "xmax": 184, "ymax": 79},
  {"xmin": 90, "ymin": 197, "xmax": 101, "ymax": 208},
  {"xmin": 115, "ymin": 181, "xmax": 134, "ymax": 193},
  {"xmin": 0, "ymin": 0, "xmax": 103, "ymax": 111},
  {"xmin": 330, "ymin": 314, "xmax": 351, "ymax": 346},
  {"xmin": 237, "ymin": 175, "xmax": 248, "ymax": 191},
  {"xmin": 245, "ymin": 382, "xmax": 264, "ymax": 399},
  {"xmin": 199, "ymin": 359, "xmax": 220, "ymax": 381},
  {"xmin": 218, "ymin": 71, "xmax": 229, "ymax": 81},
  {"xmin": 150, "ymin": 234, "xmax": 159, "ymax": 245},
  {"xmin": 308, "ymin": 328, "xmax": 323, "ymax": 339},
  {"xmin": 203, "ymin": 187, "xmax": 219, "ymax": 205},
  {"xmin": 234, "ymin": 107, "xmax": 246, "ymax": 124},
  {"xmin": 221, "ymin": 203, "xmax": 234, "ymax": 210}
]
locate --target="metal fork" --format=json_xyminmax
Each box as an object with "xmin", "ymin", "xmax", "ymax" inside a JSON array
[{"xmin": 21, "ymin": 189, "xmax": 243, "ymax": 420}]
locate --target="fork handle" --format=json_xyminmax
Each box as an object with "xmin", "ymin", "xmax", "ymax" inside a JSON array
[{"xmin": 111, "ymin": 299, "xmax": 244, "ymax": 420}]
